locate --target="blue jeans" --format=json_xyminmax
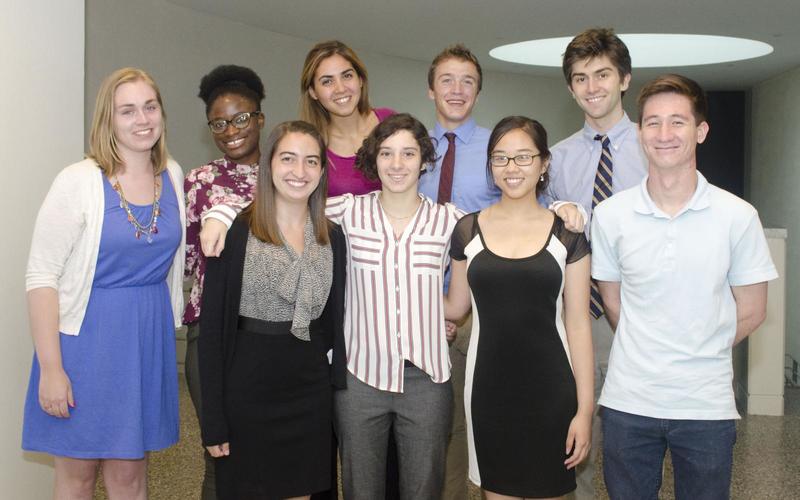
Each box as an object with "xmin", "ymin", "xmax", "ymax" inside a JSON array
[{"xmin": 601, "ymin": 407, "xmax": 736, "ymax": 500}]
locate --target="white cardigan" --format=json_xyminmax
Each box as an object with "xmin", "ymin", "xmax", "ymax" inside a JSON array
[{"xmin": 25, "ymin": 158, "xmax": 186, "ymax": 335}]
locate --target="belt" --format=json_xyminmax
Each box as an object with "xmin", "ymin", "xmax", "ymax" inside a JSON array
[{"xmin": 237, "ymin": 316, "xmax": 322, "ymax": 336}]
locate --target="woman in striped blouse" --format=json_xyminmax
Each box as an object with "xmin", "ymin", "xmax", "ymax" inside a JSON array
[{"xmin": 325, "ymin": 113, "xmax": 458, "ymax": 499}]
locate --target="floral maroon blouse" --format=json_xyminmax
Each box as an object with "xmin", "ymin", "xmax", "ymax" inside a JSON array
[{"xmin": 183, "ymin": 158, "xmax": 257, "ymax": 324}]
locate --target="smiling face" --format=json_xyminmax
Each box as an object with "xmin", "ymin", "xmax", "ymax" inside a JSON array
[
  {"xmin": 428, "ymin": 57, "xmax": 480, "ymax": 130},
  {"xmin": 376, "ymin": 129, "xmax": 424, "ymax": 196},
  {"xmin": 271, "ymin": 132, "xmax": 324, "ymax": 204},
  {"xmin": 639, "ymin": 92, "xmax": 709, "ymax": 173},
  {"xmin": 568, "ymin": 55, "xmax": 631, "ymax": 132},
  {"xmin": 490, "ymin": 128, "xmax": 549, "ymax": 199},
  {"xmin": 112, "ymin": 80, "xmax": 163, "ymax": 159},
  {"xmin": 208, "ymin": 93, "xmax": 264, "ymax": 165},
  {"xmin": 308, "ymin": 54, "xmax": 363, "ymax": 119}
]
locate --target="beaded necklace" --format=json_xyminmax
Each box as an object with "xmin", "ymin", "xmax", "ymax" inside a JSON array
[{"xmin": 111, "ymin": 175, "xmax": 161, "ymax": 243}]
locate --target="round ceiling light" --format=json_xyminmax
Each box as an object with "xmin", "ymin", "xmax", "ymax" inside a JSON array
[{"xmin": 490, "ymin": 34, "xmax": 773, "ymax": 68}]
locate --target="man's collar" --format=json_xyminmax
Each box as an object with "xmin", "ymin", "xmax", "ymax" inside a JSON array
[
  {"xmin": 434, "ymin": 117, "xmax": 477, "ymax": 144},
  {"xmin": 581, "ymin": 112, "xmax": 636, "ymax": 149},
  {"xmin": 634, "ymin": 170, "xmax": 711, "ymax": 218}
]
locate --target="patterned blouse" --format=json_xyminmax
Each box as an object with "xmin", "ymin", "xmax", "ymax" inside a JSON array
[{"xmin": 183, "ymin": 158, "xmax": 257, "ymax": 324}]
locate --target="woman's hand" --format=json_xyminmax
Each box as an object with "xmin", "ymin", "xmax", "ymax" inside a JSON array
[
  {"xmin": 200, "ymin": 219, "xmax": 229, "ymax": 257},
  {"xmin": 555, "ymin": 203, "xmax": 586, "ymax": 233},
  {"xmin": 39, "ymin": 367, "xmax": 74, "ymax": 418},
  {"xmin": 206, "ymin": 442, "xmax": 230, "ymax": 458},
  {"xmin": 564, "ymin": 412, "xmax": 592, "ymax": 469}
]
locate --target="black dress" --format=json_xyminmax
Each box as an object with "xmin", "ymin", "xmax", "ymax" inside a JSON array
[
  {"xmin": 450, "ymin": 213, "xmax": 590, "ymax": 498},
  {"xmin": 199, "ymin": 215, "xmax": 347, "ymax": 500}
]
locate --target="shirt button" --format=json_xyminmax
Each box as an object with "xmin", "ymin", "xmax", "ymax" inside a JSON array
[
  {"xmin": 395, "ymin": 286, "xmax": 400, "ymax": 292},
  {"xmin": 396, "ymin": 309, "xmax": 401, "ymax": 315},
  {"xmin": 396, "ymin": 333, "xmax": 401, "ymax": 338},
  {"xmin": 394, "ymin": 264, "xmax": 398, "ymax": 269}
]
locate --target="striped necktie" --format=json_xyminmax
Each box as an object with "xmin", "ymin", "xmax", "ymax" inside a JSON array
[{"xmin": 590, "ymin": 134, "xmax": 613, "ymax": 318}]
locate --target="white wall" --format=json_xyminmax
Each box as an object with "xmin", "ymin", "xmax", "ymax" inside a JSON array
[
  {"xmin": 85, "ymin": 0, "xmax": 586, "ymax": 174},
  {"xmin": 0, "ymin": 0, "xmax": 85, "ymax": 496},
  {"xmin": 750, "ymin": 65, "xmax": 800, "ymax": 366}
]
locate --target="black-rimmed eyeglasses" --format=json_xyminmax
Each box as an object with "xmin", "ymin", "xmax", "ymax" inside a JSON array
[
  {"xmin": 489, "ymin": 153, "xmax": 540, "ymax": 167},
  {"xmin": 207, "ymin": 111, "xmax": 262, "ymax": 134}
]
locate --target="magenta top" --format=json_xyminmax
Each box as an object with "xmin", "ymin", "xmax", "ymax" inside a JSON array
[{"xmin": 326, "ymin": 107, "xmax": 395, "ymax": 196}]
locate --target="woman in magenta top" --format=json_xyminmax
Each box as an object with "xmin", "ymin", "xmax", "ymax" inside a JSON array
[{"xmin": 300, "ymin": 40, "xmax": 394, "ymax": 196}]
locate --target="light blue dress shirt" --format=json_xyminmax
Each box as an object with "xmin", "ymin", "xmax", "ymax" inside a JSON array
[
  {"xmin": 419, "ymin": 118, "xmax": 500, "ymax": 293},
  {"xmin": 419, "ymin": 118, "xmax": 501, "ymax": 213},
  {"xmin": 540, "ymin": 113, "xmax": 647, "ymax": 234}
]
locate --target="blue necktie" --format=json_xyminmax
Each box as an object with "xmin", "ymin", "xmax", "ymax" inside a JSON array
[{"xmin": 590, "ymin": 134, "xmax": 613, "ymax": 319}]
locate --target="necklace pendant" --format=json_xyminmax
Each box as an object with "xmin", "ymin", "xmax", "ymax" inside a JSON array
[
  {"xmin": 135, "ymin": 230, "xmax": 141, "ymax": 240},
  {"xmin": 152, "ymin": 225, "xmax": 159, "ymax": 234},
  {"xmin": 146, "ymin": 234, "xmax": 153, "ymax": 244}
]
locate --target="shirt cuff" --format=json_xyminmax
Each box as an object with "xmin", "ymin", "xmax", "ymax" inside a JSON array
[
  {"xmin": 548, "ymin": 200, "xmax": 588, "ymax": 225},
  {"xmin": 201, "ymin": 204, "xmax": 238, "ymax": 229}
]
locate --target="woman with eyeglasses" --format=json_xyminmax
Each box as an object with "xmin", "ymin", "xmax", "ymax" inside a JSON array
[
  {"xmin": 445, "ymin": 116, "xmax": 594, "ymax": 500},
  {"xmin": 22, "ymin": 67, "xmax": 184, "ymax": 499},
  {"xmin": 183, "ymin": 64, "xmax": 265, "ymax": 500},
  {"xmin": 300, "ymin": 40, "xmax": 394, "ymax": 197}
]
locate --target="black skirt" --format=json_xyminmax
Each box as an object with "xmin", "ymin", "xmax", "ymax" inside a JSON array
[{"xmin": 215, "ymin": 317, "xmax": 333, "ymax": 500}]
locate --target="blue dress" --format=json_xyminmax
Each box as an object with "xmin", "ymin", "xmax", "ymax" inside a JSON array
[{"xmin": 22, "ymin": 171, "xmax": 180, "ymax": 459}]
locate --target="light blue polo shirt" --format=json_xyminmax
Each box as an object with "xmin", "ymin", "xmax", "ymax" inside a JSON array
[{"xmin": 591, "ymin": 171, "xmax": 778, "ymax": 420}]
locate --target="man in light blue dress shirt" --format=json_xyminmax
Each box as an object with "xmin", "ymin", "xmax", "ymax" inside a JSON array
[
  {"xmin": 420, "ymin": 47, "xmax": 500, "ymax": 214},
  {"xmin": 540, "ymin": 28, "xmax": 647, "ymax": 499},
  {"xmin": 419, "ymin": 44, "xmax": 499, "ymax": 500}
]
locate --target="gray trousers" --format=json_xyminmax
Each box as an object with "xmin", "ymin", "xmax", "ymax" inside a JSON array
[
  {"xmin": 571, "ymin": 314, "xmax": 614, "ymax": 500},
  {"xmin": 334, "ymin": 367, "xmax": 452, "ymax": 500},
  {"xmin": 185, "ymin": 322, "xmax": 217, "ymax": 500}
]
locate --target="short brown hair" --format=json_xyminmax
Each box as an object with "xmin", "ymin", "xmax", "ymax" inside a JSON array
[
  {"xmin": 637, "ymin": 74, "xmax": 708, "ymax": 125},
  {"xmin": 355, "ymin": 113, "xmax": 437, "ymax": 182},
  {"xmin": 299, "ymin": 40, "xmax": 371, "ymax": 141},
  {"xmin": 88, "ymin": 67, "xmax": 169, "ymax": 177},
  {"xmin": 246, "ymin": 121, "xmax": 330, "ymax": 245},
  {"xmin": 562, "ymin": 28, "xmax": 631, "ymax": 87},
  {"xmin": 487, "ymin": 116, "xmax": 551, "ymax": 197},
  {"xmin": 427, "ymin": 43, "xmax": 483, "ymax": 92}
]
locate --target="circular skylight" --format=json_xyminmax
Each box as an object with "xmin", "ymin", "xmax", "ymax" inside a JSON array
[{"xmin": 490, "ymin": 34, "xmax": 773, "ymax": 68}]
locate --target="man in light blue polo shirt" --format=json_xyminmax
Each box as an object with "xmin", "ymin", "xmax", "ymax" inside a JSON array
[
  {"xmin": 591, "ymin": 74, "xmax": 777, "ymax": 499},
  {"xmin": 540, "ymin": 28, "xmax": 648, "ymax": 498}
]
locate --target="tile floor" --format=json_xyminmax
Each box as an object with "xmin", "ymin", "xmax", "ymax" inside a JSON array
[{"xmin": 94, "ymin": 383, "xmax": 800, "ymax": 499}]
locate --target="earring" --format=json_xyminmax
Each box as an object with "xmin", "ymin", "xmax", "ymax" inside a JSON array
[{"xmin": 539, "ymin": 174, "xmax": 545, "ymax": 182}]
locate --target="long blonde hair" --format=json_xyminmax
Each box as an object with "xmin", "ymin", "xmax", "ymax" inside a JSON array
[
  {"xmin": 299, "ymin": 40, "xmax": 371, "ymax": 141},
  {"xmin": 88, "ymin": 67, "xmax": 169, "ymax": 176}
]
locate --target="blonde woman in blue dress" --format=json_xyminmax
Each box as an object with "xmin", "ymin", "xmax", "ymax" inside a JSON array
[{"xmin": 22, "ymin": 68, "xmax": 184, "ymax": 499}]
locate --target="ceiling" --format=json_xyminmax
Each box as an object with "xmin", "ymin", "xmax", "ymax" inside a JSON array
[{"xmin": 168, "ymin": 0, "xmax": 800, "ymax": 90}]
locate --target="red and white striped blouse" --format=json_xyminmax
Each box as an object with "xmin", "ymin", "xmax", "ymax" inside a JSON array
[{"xmin": 326, "ymin": 192, "xmax": 463, "ymax": 393}]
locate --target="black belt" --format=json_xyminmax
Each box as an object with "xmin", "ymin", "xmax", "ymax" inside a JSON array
[
  {"xmin": 237, "ymin": 316, "xmax": 322, "ymax": 336},
  {"xmin": 404, "ymin": 359, "xmax": 416, "ymax": 368}
]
